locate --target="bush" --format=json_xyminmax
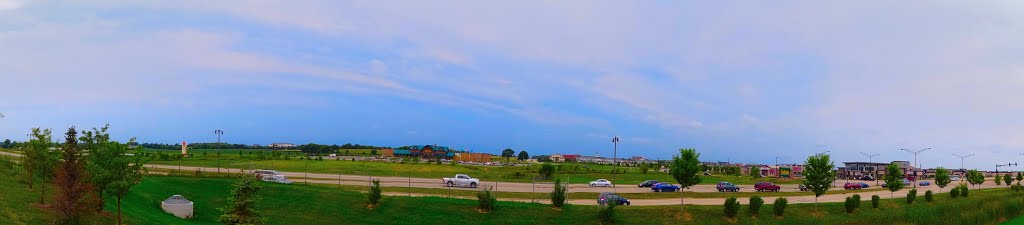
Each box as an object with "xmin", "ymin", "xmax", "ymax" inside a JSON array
[
  {"xmin": 598, "ymin": 199, "xmax": 617, "ymax": 223},
  {"xmin": 871, "ymin": 195, "xmax": 880, "ymax": 209},
  {"xmin": 960, "ymin": 184, "xmax": 970, "ymax": 197},
  {"xmin": 844, "ymin": 196, "xmax": 856, "ymax": 214},
  {"xmin": 748, "ymin": 196, "xmax": 764, "ymax": 217},
  {"xmin": 906, "ymin": 189, "xmax": 917, "ymax": 204},
  {"xmin": 950, "ymin": 186, "xmax": 961, "ymax": 198},
  {"xmin": 539, "ymin": 163, "xmax": 556, "ymax": 180},
  {"xmin": 368, "ymin": 179, "xmax": 382, "ymax": 206},
  {"xmin": 773, "ymin": 197, "xmax": 788, "ymax": 217},
  {"xmin": 551, "ymin": 179, "xmax": 567, "ymax": 208},
  {"xmin": 852, "ymin": 194, "xmax": 861, "ymax": 208},
  {"xmin": 477, "ymin": 189, "xmax": 497, "ymax": 212},
  {"xmin": 925, "ymin": 190, "xmax": 933, "ymax": 202},
  {"xmin": 723, "ymin": 197, "xmax": 740, "ymax": 219}
]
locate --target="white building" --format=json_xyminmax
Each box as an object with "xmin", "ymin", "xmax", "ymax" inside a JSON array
[{"xmin": 269, "ymin": 143, "xmax": 297, "ymax": 148}]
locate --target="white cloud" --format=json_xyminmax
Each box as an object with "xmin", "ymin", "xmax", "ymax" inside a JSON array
[{"xmin": 0, "ymin": 0, "xmax": 22, "ymax": 10}]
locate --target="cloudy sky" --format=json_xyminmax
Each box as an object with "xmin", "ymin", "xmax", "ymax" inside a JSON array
[{"xmin": 1, "ymin": 0, "xmax": 1023, "ymax": 170}]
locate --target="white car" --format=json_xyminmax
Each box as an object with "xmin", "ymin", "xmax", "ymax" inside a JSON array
[
  {"xmin": 951, "ymin": 175, "xmax": 961, "ymax": 181},
  {"xmin": 252, "ymin": 169, "xmax": 283, "ymax": 178},
  {"xmin": 443, "ymin": 174, "xmax": 480, "ymax": 188},
  {"xmin": 590, "ymin": 179, "xmax": 612, "ymax": 187},
  {"xmin": 261, "ymin": 175, "xmax": 293, "ymax": 184}
]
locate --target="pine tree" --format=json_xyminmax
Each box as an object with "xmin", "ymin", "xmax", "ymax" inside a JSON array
[
  {"xmin": 53, "ymin": 127, "xmax": 100, "ymax": 225},
  {"xmin": 219, "ymin": 174, "xmax": 265, "ymax": 225}
]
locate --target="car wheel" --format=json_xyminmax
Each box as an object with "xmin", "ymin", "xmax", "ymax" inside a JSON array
[
  {"xmin": 606, "ymin": 184, "xmax": 611, "ymax": 187},
  {"xmin": 470, "ymin": 183, "xmax": 477, "ymax": 188},
  {"xmin": 626, "ymin": 202, "xmax": 631, "ymax": 205},
  {"xmin": 447, "ymin": 181, "xmax": 454, "ymax": 187}
]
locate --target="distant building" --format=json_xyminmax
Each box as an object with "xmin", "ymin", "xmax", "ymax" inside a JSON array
[
  {"xmin": 563, "ymin": 154, "xmax": 581, "ymax": 162},
  {"xmin": 454, "ymin": 152, "xmax": 493, "ymax": 163},
  {"xmin": 549, "ymin": 154, "xmax": 565, "ymax": 162},
  {"xmin": 381, "ymin": 148, "xmax": 395, "ymax": 157},
  {"xmin": 269, "ymin": 143, "xmax": 296, "ymax": 148},
  {"xmin": 630, "ymin": 156, "xmax": 648, "ymax": 161}
]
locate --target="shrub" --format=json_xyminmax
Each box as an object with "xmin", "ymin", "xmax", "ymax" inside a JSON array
[
  {"xmin": 368, "ymin": 179, "xmax": 382, "ymax": 206},
  {"xmin": 906, "ymin": 189, "xmax": 917, "ymax": 204},
  {"xmin": 852, "ymin": 194, "xmax": 861, "ymax": 208},
  {"xmin": 871, "ymin": 195, "xmax": 880, "ymax": 209},
  {"xmin": 477, "ymin": 189, "xmax": 497, "ymax": 212},
  {"xmin": 539, "ymin": 163, "xmax": 556, "ymax": 180},
  {"xmin": 598, "ymin": 199, "xmax": 617, "ymax": 223},
  {"xmin": 925, "ymin": 190, "xmax": 933, "ymax": 202},
  {"xmin": 748, "ymin": 196, "xmax": 764, "ymax": 217},
  {"xmin": 551, "ymin": 179, "xmax": 567, "ymax": 208},
  {"xmin": 950, "ymin": 186, "xmax": 961, "ymax": 198},
  {"xmin": 844, "ymin": 196, "xmax": 856, "ymax": 214},
  {"xmin": 773, "ymin": 197, "xmax": 788, "ymax": 217},
  {"xmin": 723, "ymin": 197, "xmax": 740, "ymax": 219},
  {"xmin": 959, "ymin": 184, "xmax": 970, "ymax": 197}
]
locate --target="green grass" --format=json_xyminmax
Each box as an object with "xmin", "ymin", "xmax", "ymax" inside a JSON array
[
  {"xmin": 147, "ymin": 149, "xmax": 803, "ymax": 185},
  {"xmin": 99, "ymin": 177, "xmax": 1024, "ymax": 225},
  {"xmin": 3, "ymin": 166, "xmax": 1024, "ymax": 225}
]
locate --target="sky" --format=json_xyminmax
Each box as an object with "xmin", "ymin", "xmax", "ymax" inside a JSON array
[{"xmin": 1, "ymin": 0, "xmax": 1023, "ymax": 170}]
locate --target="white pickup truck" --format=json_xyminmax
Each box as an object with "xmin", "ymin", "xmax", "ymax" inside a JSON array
[{"xmin": 442, "ymin": 174, "xmax": 480, "ymax": 188}]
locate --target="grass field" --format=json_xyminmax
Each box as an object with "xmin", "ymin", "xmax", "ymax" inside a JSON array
[
  {"xmin": 146, "ymin": 148, "xmax": 803, "ymax": 185},
  {"xmin": 8, "ymin": 150, "xmax": 1023, "ymax": 225},
  {"xmin": 4, "ymin": 168, "xmax": 1024, "ymax": 225}
]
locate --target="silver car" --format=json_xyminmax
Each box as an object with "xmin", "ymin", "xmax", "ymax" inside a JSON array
[{"xmin": 261, "ymin": 175, "xmax": 293, "ymax": 184}]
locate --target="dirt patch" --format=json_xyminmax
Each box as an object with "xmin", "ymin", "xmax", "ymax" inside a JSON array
[
  {"xmin": 809, "ymin": 210, "xmax": 827, "ymax": 217},
  {"xmin": 30, "ymin": 203, "xmax": 53, "ymax": 210},
  {"xmin": 365, "ymin": 204, "xmax": 377, "ymax": 210},
  {"xmin": 475, "ymin": 208, "xmax": 490, "ymax": 214},
  {"xmin": 550, "ymin": 207, "xmax": 563, "ymax": 211}
]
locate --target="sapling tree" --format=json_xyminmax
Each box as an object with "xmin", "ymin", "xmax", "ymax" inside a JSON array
[
  {"xmin": 803, "ymin": 153, "xmax": 836, "ymax": 213},
  {"xmin": 934, "ymin": 167, "xmax": 951, "ymax": 193},
  {"xmin": 670, "ymin": 148, "xmax": 702, "ymax": 211},
  {"xmin": 219, "ymin": 174, "xmax": 265, "ymax": 225},
  {"xmin": 884, "ymin": 163, "xmax": 905, "ymax": 199}
]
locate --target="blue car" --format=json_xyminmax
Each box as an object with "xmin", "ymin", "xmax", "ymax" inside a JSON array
[
  {"xmin": 652, "ymin": 183, "xmax": 681, "ymax": 192},
  {"xmin": 919, "ymin": 181, "xmax": 931, "ymax": 186},
  {"xmin": 859, "ymin": 182, "xmax": 870, "ymax": 188}
]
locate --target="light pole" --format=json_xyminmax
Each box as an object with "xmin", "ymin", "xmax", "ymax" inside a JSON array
[
  {"xmin": 901, "ymin": 148, "xmax": 931, "ymax": 188},
  {"xmin": 215, "ymin": 129, "xmax": 223, "ymax": 173},
  {"xmin": 861, "ymin": 152, "xmax": 880, "ymax": 185},
  {"xmin": 612, "ymin": 136, "xmax": 619, "ymax": 191},
  {"xmin": 953, "ymin": 153, "xmax": 975, "ymax": 178}
]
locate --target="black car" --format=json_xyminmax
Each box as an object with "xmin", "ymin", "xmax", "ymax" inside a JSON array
[
  {"xmin": 597, "ymin": 192, "xmax": 631, "ymax": 206},
  {"xmin": 798, "ymin": 184, "xmax": 809, "ymax": 191},
  {"xmin": 638, "ymin": 180, "xmax": 660, "ymax": 188},
  {"xmin": 860, "ymin": 176, "xmax": 875, "ymax": 181}
]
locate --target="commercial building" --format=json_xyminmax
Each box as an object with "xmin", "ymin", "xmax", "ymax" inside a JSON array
[{"xmin": 268, "ymin": 143, "xmax": 297, "ymax": 148}]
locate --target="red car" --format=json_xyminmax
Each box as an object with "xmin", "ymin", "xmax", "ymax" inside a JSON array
[
  {"xmin": 754, "ymin": 182, "xmax": 781, "ymax": 192},
  {"xmin": 844, "ymin": 183, "xmax": 863, "ymax": 190}
]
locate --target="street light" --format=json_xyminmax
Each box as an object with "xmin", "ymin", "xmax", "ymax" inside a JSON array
[
  {"xmin": 901, "ymin": 148, "xmax": 931, "ymax": 188},
  {"xmin": 215, "ymin": 129, "xmax": 224, "ymax": 173},
  {"xmin": 861, "ymin": 152, "xmax": 880, "ymax": 185},
  {"xmin": 953, "ymin": 153, "xmax": 975, "ymax": 176},
  {"xmin": 612, "ymin": 136, "xmax": 619, "ymax": 191},
  {"xmin": 997, "ymin": 163, "xmax": 1017, "ymax": 179}
]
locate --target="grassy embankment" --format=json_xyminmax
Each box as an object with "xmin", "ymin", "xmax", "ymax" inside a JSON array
[
  {"xmin": 3, "ymin": 166, "xmax": 1024, "ymax": 225},
  {"xmin": 146, "ymin": 148, "xmax": 802, "ymax": 185}
]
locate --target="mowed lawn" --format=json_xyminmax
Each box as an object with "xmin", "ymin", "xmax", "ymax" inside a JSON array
[
  {"xmin": 99, "ymin": 177, "xmax": 1024, "ymax": 225},
  {"xmin": 147, "ymin": 149, "xmax": 802, "ymax": 185},
  {"xmin": 2, "ymin": 169, "xmax": 1024, "ymax": 225}
]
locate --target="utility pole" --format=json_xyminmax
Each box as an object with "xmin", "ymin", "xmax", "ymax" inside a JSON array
[
  {"xmin": 953, "ymin": 154, "xmax": 975, "ymax": 178},
  {"xmin": 215, "ymin": 129, "xmax": 224, "ymax": 173},
  {"xmin": 901, "ymin": 148, "xmax": 931, "ymax": 188},
  {"xmin": 861, "ymin": 152, "xmax": 880, "ymax": 185},
  {"xmin": 612, "ymin": 136, "xmax": 619, "ymax": 191}
]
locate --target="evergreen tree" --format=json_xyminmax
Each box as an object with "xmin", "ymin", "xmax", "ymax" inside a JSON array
[
  {"xmin": 54, "ymin": 127, "xmax": 100, "ymax": 225},
  {"xmin": 219, "ymin": 174, "xmax": 265, "ymax": 225}
]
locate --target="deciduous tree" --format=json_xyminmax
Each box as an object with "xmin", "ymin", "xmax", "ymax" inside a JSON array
[
  {"xmin": 803, "ymin": 153, "xmax": 836, "ymax": 213},
  {"xmin": 501, "ymin": 149, "xmax": 515, "ymax": 160},
  {"xmin": 517, "ymin": 151, "xmax": 529, "ymax": 161},
  {"xmin": 884, "ymin": 163, "xmax": 905, "ymax": 199},
  {"xmin": 670, "ymin": 148, "xmax": 701, "ymax": 211},
  {"xmin": 934, "ymin": 167, "xmax": 951, "ymax": 193}
]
